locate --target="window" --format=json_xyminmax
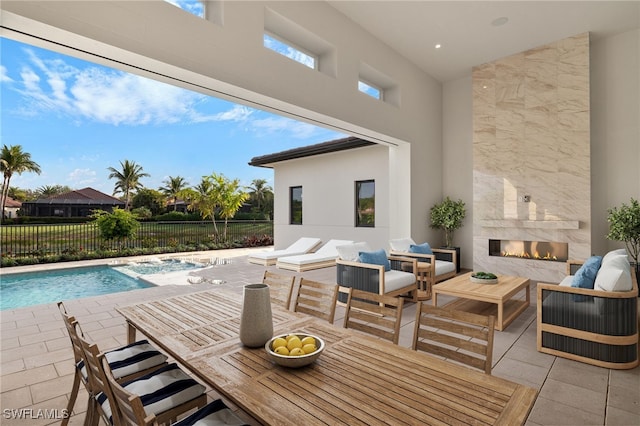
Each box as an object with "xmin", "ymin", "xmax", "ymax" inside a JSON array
[
  {"xmin": 358, "ymin": 80, "xmax": 382, "ymax": 100},
  {"xmin": 263, "ymin": 33, "xmax": 316, "ymax": 69},
  {"xmin": 290, "ymin": 186, "xmax": 303, "ymax": 225},
  {"xmin": 163, "ymin": 0, "xmax": 205, "ymax": 18},
  {"xmin": 356, "ymin": 180, "xmax": 375, "ymax": 227}
]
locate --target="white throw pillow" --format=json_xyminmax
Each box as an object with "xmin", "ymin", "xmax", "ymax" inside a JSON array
[
  {"xmin": 594, "ymin": 255, "xmax": 632, "ymax": 292},
  {"xmin": 336, "ymin": 242, "xmax": 371, "ymax": 262},
  {"xmin": 389, "ymin": 238, "xmax": 415, "ymax": 252},
  {"xmin": 601, "ymin": 249, "xmax": 628, "ymax": 266}
]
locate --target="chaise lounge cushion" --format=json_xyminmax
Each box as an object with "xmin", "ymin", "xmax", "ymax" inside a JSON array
[{"xmin": 276, "ymin": 239, "xmax": 354, "ymax": 269}]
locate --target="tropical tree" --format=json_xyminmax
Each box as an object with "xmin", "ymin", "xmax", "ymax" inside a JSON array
[
  {"xmin": 181, "ymin": 173, "xmax": 249, "ymax": 239},
  {"xmin": 213, "ymin": 174, "xmax": 250, "ymax": 239},
  {"xmin": 35, "ymin": 184, "xmax": 72, "ymax": 198},
  {"xmin": 107, "ymin": 160, "xmax": 149, "ymax": 210},
  {"xmin": 0, "ymin": 145, "xmax": 41, "ymax": 219},
  {"xmin": 132, "ymin": 188, "xmax": 165, "ymax": 215},
  {"xmin": 159, "ymin": 176, "xmax": 188, "ymax": 211},
  {"xmin": 248, "ymin": 178, "xmax": 273, "ymax": 218}
]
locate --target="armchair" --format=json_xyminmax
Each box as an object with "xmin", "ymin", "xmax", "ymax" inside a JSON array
[
  {"xmin": 336, "ymin": 249, "xmax": 418, "ymax": 303},
  {"xmin": 388, "ymin": 238, "xmax": 458, "ymax": 300},
  {"xmin": 537, "ymin": 251, "xmax": 638, "ymax": 369}
]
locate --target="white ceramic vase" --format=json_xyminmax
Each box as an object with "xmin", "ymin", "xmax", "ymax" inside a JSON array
[{"xmin": 239, "ymin": 283, "xmax": 273, "ymax": 347}]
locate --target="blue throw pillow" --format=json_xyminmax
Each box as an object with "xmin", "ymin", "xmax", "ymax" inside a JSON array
[
  {"xmin": 409, "ymin": 242, "xmax": 433, "ymax": 255},
  {"xmin": 571, "ymin": 255, "xmax": 602, "ymax": 302},
  {"xmin": 359, "ymin": 249, "xmax": 391, "ymax": 272}
]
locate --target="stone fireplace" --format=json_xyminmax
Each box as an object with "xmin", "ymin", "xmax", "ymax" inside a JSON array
[{"xmin": 472, "ymin": 33, "xmax": 591, "ymax": 283}]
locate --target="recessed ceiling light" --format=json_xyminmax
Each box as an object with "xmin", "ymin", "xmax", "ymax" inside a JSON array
[
  {"xmin": 435, "ymin": 44, "xmax": 442, "ymax": 49},
  {"xmin": 491, "ymin": 17, "xmax": 509, "ymax": 27}
]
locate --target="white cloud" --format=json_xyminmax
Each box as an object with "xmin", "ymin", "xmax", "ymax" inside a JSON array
[
  {"xmin": 0, "ymin": 65, "xmax": 13, "ymax": 82},
  {"xmin": 250, "ymin": 116, "xmax": 318, "ymax": 139},
  {"xmin": 67, "ymin": 168, "xmax": 97, "ymax": 186},
  {"xmin": 191, "ymin": 104, "xmax": 254, "ymax": 123},
  {"xmin": 12, "ymin": 49, "xmax": 217, "ymax": 126}
]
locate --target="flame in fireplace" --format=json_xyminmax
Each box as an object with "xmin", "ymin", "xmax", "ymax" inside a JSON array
[{"xmin": 501, "ymin": 250, "xmax": 558, "ymax": 261}]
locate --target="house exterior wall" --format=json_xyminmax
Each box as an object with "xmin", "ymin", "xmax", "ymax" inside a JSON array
[{"xmin": 272, "ymin": 144, "xmax": 390, "ymax": 250}]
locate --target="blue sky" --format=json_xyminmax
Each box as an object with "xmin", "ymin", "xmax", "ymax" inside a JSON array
[{"xmin": 0, "ymin": 34, "xmax": 345, "ymax": 195}]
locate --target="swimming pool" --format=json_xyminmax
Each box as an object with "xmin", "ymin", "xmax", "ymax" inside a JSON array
[
  {"xmin": 112, "ymin": 258, "xmax": 202, "ymax": 276},
  {"xmin": 0, "ymin": 266, "xmax": 154, "ymax": 311}
]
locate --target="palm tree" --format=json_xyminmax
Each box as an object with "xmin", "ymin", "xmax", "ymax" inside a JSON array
[
  {"xmin": 1, "ymin": 145, "xmax": 41, "ymax": 218},
  {"xmin": 36, "ymin": 185, "xmax": 72, "ymax": 198},
  {"xmin": 107, "ymin": 160, "xmax": 149, "ymax": 210},
  {"xmin": 159, "ymin": 176, "xmax": 188, "ymax": 211},
  {"xmin": 248, "ymin": 178, "xmax": 272, "ymax": 216}
]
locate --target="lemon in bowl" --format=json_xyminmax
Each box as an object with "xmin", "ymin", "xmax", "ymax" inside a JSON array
[{"xmin": 265, "ymin": 333, "xmax": 325, "ymax": 368}]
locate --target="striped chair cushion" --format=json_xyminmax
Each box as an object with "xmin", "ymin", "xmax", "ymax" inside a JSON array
[
  {"xmin": 104, "ymin": 339, "xmax": 167, "ymax": 379},
  {"xmin": 96, "ymin": 363, "xmax": 206, "ymax": 424},
  {"xmin": 173, "ymin": 399, "xmax": 248, "ymax": 426},
  {"xmin": 77, "ymin": 339, "xmax": 167, "ymax": 381}
]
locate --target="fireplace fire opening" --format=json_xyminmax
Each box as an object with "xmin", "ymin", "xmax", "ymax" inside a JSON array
[{"xmin": 489, "ymin": 239, "xmax": 568, "ymax": 262}]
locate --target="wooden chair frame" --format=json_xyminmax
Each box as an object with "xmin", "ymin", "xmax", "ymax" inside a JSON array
[
  {"xmin": 343, "ymin": 288, "xmax": 404, "ymax": 344},
  {"xmin": 412, "ymin": 302, "xmax": 495, "ymax": 374},
  {"xmin": 294, "ymin": 279, "xmax": 339, "ymax": 323},
  {"xmin": 389, "ymin": 248, "xmax": 458, "ymax": 300},
  {"xmin": 262, "ymin": 270, "xmax": 295, "ymax": 309}
]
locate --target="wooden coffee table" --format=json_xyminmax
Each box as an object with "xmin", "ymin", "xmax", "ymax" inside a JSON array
[{"xmin": 433, "ymin": 272, "xmax": 530, "ymax": 331}]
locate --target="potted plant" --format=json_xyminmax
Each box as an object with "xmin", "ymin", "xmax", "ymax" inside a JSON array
[
  {"xmin": 430, "ymin": 196, "xmax": 466, "ymax": 247},
  {"xmin": 430, "ymin": 197, "xmax": 466, "ymax": 272},
  {"xmin": 606, "ymin": 198, "xmax": 640, "ymax": 284}
]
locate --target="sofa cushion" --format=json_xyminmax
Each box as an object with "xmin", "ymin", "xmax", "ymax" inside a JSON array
[
  {"xmin": 435, "ymin": 260, "xmax": 456, "ymax": 276},
  {"xmin": 594, "ymin": 255, "xmax": 632, "ymax": 292},
  {"xmin": 336, "ymin": 242, "xmax": 371, "ymax": 262},
  {"xmin": 359, "ymin": 249, "xmax": 391, "ymax": 272},
  {"xmin": 409, "ymin": 242, "xmax": 433, "ymax": 255},
  {"xmin": 383, "ymin": 270, "xmax": 416, "ymax": 293}
]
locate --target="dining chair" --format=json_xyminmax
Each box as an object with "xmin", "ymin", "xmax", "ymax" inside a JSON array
[
  {"xmin": 342, "ymin": 288, "xmax": 404, "ymax": 344},
  {"xmin": 76, "ymin": 321, "xmax": 207, "ymax": 426},
  {"xmin": 57, "ymin": 301, "xmax": 169, "ymax": 425},
  {"xmin": 293, "ymin": 278, "xmax": 339, "ymax": 323},
  {"xmin": 262, "ymin": 270, "xmax": 295, "ymax": 309},
  {"xmin": 412, "ymin": 302, "xmax": 495, "ymax": 374},
  {"xmin": 103, "ymin": 357, "xmax": 248, "ymax": 426}
]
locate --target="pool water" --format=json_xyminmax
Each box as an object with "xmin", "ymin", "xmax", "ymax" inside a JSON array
[
  {"xmin": 112, "ymin": 258, "xmax": 202, "ymax": 276},
  {"xmin": 1, "ymin": 266, "xmax": 153, "ymax": 311}
]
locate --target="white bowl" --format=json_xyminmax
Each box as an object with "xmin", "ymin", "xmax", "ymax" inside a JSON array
[{"xmin": 265, "ymin": 333, "xmax": 325, "ymax": 368}]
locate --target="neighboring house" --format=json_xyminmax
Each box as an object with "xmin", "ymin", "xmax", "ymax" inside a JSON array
[
  {"xmin": 20, "ymin": 187, "xmax": 125, "ymax": 217},
  {"xmin": 250, "ymin": 136, "xmax": 391, "ymax": 249},
  {"xmin": 3, "ymin": 196, "xmax": 22, "ymax": 218}
]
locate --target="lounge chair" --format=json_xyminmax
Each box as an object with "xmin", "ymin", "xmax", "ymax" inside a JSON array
[
  {"xmin": 247, "ymin": 237, "xmax": 322, "ymax": 266},
  {"xmin": 276, "ymin": 239, "xmax": 355, "ymax": 272}
]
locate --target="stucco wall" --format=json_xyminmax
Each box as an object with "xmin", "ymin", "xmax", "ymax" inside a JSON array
[{"xmin": 272, "ymin": 144, "xmax": 390, "ymax": 250}]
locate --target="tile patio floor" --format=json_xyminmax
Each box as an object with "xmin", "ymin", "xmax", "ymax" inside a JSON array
[{"xmin": 1, "ymin": 248, "xmax": 638, "ymax": 425}]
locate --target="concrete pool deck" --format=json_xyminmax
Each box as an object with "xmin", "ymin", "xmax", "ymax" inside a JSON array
[{"xmin": 1, "ymin": 247, "xmax": 638, "ymax": 425}]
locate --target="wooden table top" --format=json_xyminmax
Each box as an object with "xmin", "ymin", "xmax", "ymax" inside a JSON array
[
  {"xmin": 117, "ymin": 289, "xmax": 537, "ymax": 425},
  {"xmin": 433, "ymin": 272, "xmax": 530, "ymax": 302}
]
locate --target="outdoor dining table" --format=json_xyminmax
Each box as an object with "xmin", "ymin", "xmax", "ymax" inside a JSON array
[{"xmin": 116, "ymin": 288, "xmax": 537, "ymax": 425}]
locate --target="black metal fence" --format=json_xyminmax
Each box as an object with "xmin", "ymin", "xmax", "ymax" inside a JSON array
[{"xmin": 0, "ymin": 220, "xmax": 273, "ymax": 258}]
